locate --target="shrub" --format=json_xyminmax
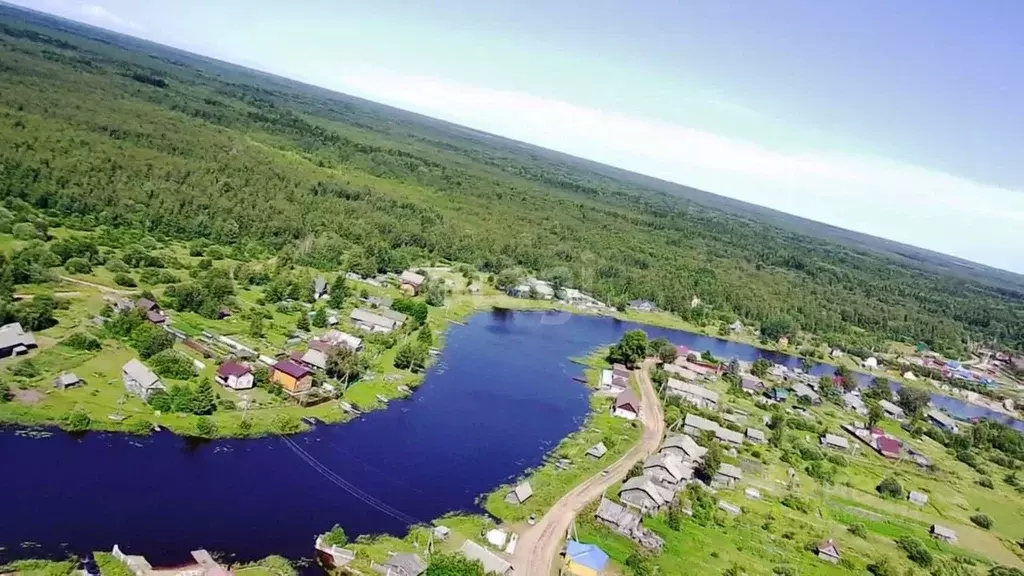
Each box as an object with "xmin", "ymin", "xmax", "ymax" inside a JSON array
[
  {"xmin": 113, "ymin": 273, "xmax": 137, "ymax": 287},
  {"xmin": 272, "ymin": 414, "xmax": 301, "ymax": 434},
  {"xmin": 105, "ymin": 258, "xmax": 129, "ymax": 273},
  {"xmin": 322, "ymin": 524, "xmax": 348, "ymax": 547},
  {"xmin": 772, "ymin": 565, "xmax": 796, "ymax": 576},
  {"xmin": 61, "ymin": 410, "xmax": 91, "ymax": 432},
  {"xmin": 826, "ymin": 453, "xmax": 848, "ymax": 467},
  {"xmin": 625, "ymin": 551, "xmax": 656, "ymax": 576},
  {"xmin": 970, "ymin": 514, "xmax": 993, "ymax": 529},
  {"xmin": 876, "ymin": 476, "xmax": 904, "ymax": 499},
  {"xmin": 978, "ymin": 476, "xmax": 995, "ymax": 489},
  {"xmin": 848, "ymin": 523, "xmax": 868, "ymax": 538},
  {"xmin": 64, "ymin": 257, "xmax": 92, "ymax": 274},
  {"xmin": 237, "ymin": 418, "xmax": 253, "ymax": 435},
  {"xmin": 12, "ymin": 222, "xmax": 38, "ymax": 240},
  {"xmin": 127, "ymin": 418, "xmax": 153, "ymax": 435},
  {"xmin": 0, "ymin": 382, "xmax": 12, "ymax": 403},
  {"xmin": 62, "ymin": 332, "xmax": 102, "ymax": 351},
  {"xmin": 781, "ymin": 494, "xmax": 811, "ymax": 514},
  {"xmin": 195, "ymin": 417, "xmax": 217, "ymax": 437},
  {"xmin": 867, "ymin": 558, "xmax": 898, "ymax": 576},
  {"xmin": 897, "ymin": 535, "xmax": 933, "ymax": 567},
  {"xmin": 9, "ymin": 359, "xmax": 40, "ymax": 379},
  {"xmin": 147, "ymin": 349, "xmax": 196, "ymax": 380}
]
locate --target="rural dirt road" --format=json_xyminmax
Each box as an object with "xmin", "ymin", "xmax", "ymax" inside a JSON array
[
  {"xmin": 511, "ymin": 363, "xmax": 665, "ymax": 576},
  {"xmin": 58, "ymin": 276, "xmax": 134, "ymax": 295}
]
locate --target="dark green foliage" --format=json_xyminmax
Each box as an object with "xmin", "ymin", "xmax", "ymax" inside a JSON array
[
  {"xmin": 751, "ymin": 358, "xmax": 771, "ymax": 378},
  {"xmin": 867, "ymin": 558, "xmax": 898, "ymax": 576},
  {"xmin": 978, "ymin": 475, "xmax": 995, "ymax": 489},
  {"xmin": 394, "ymin": 342, "xmax": 428, "ymax": 371},
  {"xmin": 625, "ymin": 551, "xmax": 657, "ymax": 576},
  {"xmin": 113, "ymin": 273, "xmax": 137, "ymax": 287},
  {"xmin": 129, "ymin": 322, "xmax": 175, "ymax": 359},
  {"xmin": 760, "ymin": 314, "xmax": 797, "ymax": 342},
  {"xmin": 780, "ymin": 494, "xmax": 811, "ymax": 514},
  {"xmin": 327, "ymin": 346, "xmax": 367, "ymax": 382},
  {"xmin": 148, "ymin": 349, "xmax": 196, "ymax": 380},
  {"xmin": 0, "ymin": 10, "xmax": 1021, "ymax": 358},
  {"xmin": 321, "ymin": 524, "xmax": 348, "ymax": 547},
  {"xmin": 628, "ymin": 460, "xmax": 644, "ymax": 479},
  {"xmin": 970, "ymin": 513, "xmax": 993, "ymax": 529},
  {"xmin": 64, "ymin": 257, "xmax": 92, "ymax": 274},
  {"xmin": 687, "ymin": 483, "xmax": 717, "ymax": 526},
  {"xmin": 272, "ymin": 414, "xmax": 301, "ymax": 434},
  {"xmin": 876, "ymin": 476, "xmax": 904, "ymax": 499},
  {"xmin": 647, "ymin": 337, "xmax": 677, "ymax": 364},
  {"xmin": 608, "ymin": 330, "xmax": 648, "ymax": 367},
  {"xmin": 164, "ymin": 268, "xmax": 235, "ymax": 318},
  {"xmin": 848, "ymin": 522, "xmax": 868, "ymax": 538},
  {"xmin": 11, "ymin": 292, "xmax": 57, "ymax": 330},
  {"xmin": 898, "ymin": 386, "xmax": 931, "ymax": 418},
  {"xmin": 105, "ymin": 259, "xmax": 129, "ymax": 274},
  {"xmin": 61, "ymin": 332, "xmax": 101, "ymax": 351},
  {"xmin": 0, "ymin": 381, "xmax": 11, "ymax": 402},
  {"xmin": 253, "ymin": 364, "xmax": 270, "ymax": 388},
  {"xmin": 194, "ymin": 416, "xmax": 217, "ymax": 437},
  {"xmin": 9, "ymin": 359, "xmax": 40, "ymax": 378},
  {"xmin": 425, "ymin": 552, "xmax": 486, "ymax": 576},
  {"xmin": 991, "ymin": 567, "xmax": 1024, "ymax": 576},
  {"xmin": 168, "ymin": 384, "xmax": 194, "ymax": 413},
  {"xmin": 127, "ymin": 418, "xmax": 153, "ymax": 435},
  {"xmin": 296, "ymin": 313, "xmax": 310, "ymax": 332},
  {"xmin": 147, "ymin": 390, "xmax": 172, "ymax": 412},
  {"xmin": 311, "ymin": 307, "xmax": 327, "ymax": 328},
  {"xmin": 417, "ymin": 326, "xmax": 434, "ymax": 347},
  {"xmin": 392, "ymin": 298, "xmax": 429, "ymax": 324},
  {"xmin": 897, "ymin": 535, "xmax": 933, "ymax": 567},
  {"xmin": 697, "ymin": 441, "xmax": 722, "ymax": 483},
  {"xmin": 805, "ymin": 460, "xmax": 837, "ymax": 484},
  {"xmin": 61, "ymin": 410, "xmax": 91, "ymax": 431},
  {"xmin": 190, "ymin": 378, "xmax": 217, "ymax": 415}
]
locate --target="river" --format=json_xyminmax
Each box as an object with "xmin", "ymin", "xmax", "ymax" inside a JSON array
[{"xmin": 0, "ymin": 309, "xmax": 1017, "ymax": 566}]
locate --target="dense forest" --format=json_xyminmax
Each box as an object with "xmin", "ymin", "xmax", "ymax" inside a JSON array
[{"xmin": 0, "ymin": 6, "xmax": 1021, "ymax": 357}]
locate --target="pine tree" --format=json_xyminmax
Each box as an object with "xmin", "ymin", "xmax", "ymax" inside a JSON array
[
  {"xmin": 296, "ymin": 313, "xmax": 311, "ymax": 332},
  {"xmin": 417, "ymin": 326, "xmax": 434, "ymax": 347},
  {"xmin": 312, "ymin": 307, "xmax": 327, "ymax": 328},
  {"xmin": 190, "ymin": 377, "xmax": 217, "ymax": 415}
]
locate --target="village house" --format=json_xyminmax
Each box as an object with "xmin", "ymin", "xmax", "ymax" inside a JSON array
[
  {"xmin": 715, "ymin": 427, "xmax": 744, "ymax": 446},
  {"xmin": 660, "ymin": 434, "xmax": 707, "ymax": 462},
  {"xmin": 506, "ymin": 481, "xmax": 533, "ymax": 505},
  {"xmin": 564, "ymin": 540, "xmax": 610, "ymax": 576},
  {"xmin": 613, "ymin": 389, "xmax": 641, "ymax": 420},
  {"xmin": 769, "ymin": 387, "xmax": 790, "ymax": 402},
  {"xmin": 627, "ymin": 299, "xmax": 658, "ymax": 313},
  {"xmin": 665, "ymin": 379, "xmax": 719, "ymax": 409},
  {"xmin": 350, "ymin": 308, "xmax": 398, "ymax": 333},
  {"xmin": 399, "ymin": 270, "xmax": 426, "ymax": 295},
  {"xmin": 272, "ymin": 359, "xmax": 313, "ymax": 394},
  {"xmin": 817, "ymin": 540, "xmax": 841, "ymax": 564},
  {"xmin": 364, "ymin": 295, "xmax": 394, "ymax": 309},
  {"xmin": 843, "ymin": 392, "xmax": 868, "ymax": 415},
  {"xmin": 313, "ymin": 276, "xmax": 329, "ymax": 300},
  {"xmin": 729, "ymin": 320, "xmax": 744, "ymax": 333},
  {"xmin": 722, "ymin": 412, "xmax": 747, "ymax": 426},
  {"xmin": 792, "ymin": 382, "xmax": 821, "ymax": 405},
  {"xmin": 379, "ymin": 308, "xmax": 408, "ymax": 326},
  {"xmin": 459, "ymin": 541, "xmax": 513, "ymax": 576},
  {"xmin": 216, "ymin": 362, "xmax": 254, "ymax": 390},
  {"xmin": 682, "ymin": 413, "xmax": 720, "ymax": 437},
  {"xmin": 596, "ymin": 497, "xmax": 641, "ymax": 534},
  {"xmin": 587, "ymin": 442, "xmax": 608, "ymax": 459},
  {"xmin": 930, "ymin": 524, "xmax": 957, "ymax": 544},
  {"xmin": 112, "ymin": 545, "xmax": 231, "ymax": 576},
  {"xmin": 53, "ymin": 372, "xmax": 82, "ymax": 390},
  {"xmin": 663, "ymin": 363, "xmax": 699, "ymax": 382},
  {"xmin": 879, "ymin": 399, "xmax": 905, "ymax": 421},
  {"xmin": 927, "ymin": 409, "xmax": 960, "ymax": 434},
  {"xmin": 821, "ymin": 433, "xmax": 850, "ymax": 451},
  {"xmin": 311, "ymin": 330, "xmax": 364, "ymax": 352},
  {"xmin": 908, "ymin": 491, "xmax": 929, "ymax": 506},
  {"xmin": 876, "ymin": 435, "xmax": 901, "ymax": 459},
  {"xmin": 643, "ymin": 453, "xmax": 692, "ymax": 486},
  {"xmin": 315, "ymin": 535, "xmax": 356, "ymax": 570},
  {"xmin": 300, "ymin": 348, "xmax": 329, "ymax": 371},
  {"xmin": 619, "ymin": 476, "xmax": 674, "ymax": 512},
  {"xmin": 712, "ymin": 463, "xmax": 743, "ymax": 488},
  {"xmin": 122, "ymin": 359, "xmax": 164, "ymax": 400},
  {"xmin": 746, "ymin": 428, "xmax": 766, "ymax": 444},
  {"xmin": 0, "ymin": 322, "xmax": 37, "ymax": 358},
  {"xmin": 740, "ymin": 376, "xmax": 765, "ymax": 395},
  {"xmin": 718, "ymin": 500, "xmax": 742, "ymax": 515},
  {"xmin": 378, "ymin": 553, "xmax": 427, "ymax": 576}
]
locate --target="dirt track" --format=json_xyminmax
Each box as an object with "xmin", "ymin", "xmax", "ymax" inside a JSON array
[{"xmin": 511, "ymin": 364, "xmax": 664, "ymax": 576}]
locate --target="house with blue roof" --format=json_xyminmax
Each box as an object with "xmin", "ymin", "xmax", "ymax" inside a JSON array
[{"xmin": 564, "ymin": 540, "xmax": 610, "ymax": 576}]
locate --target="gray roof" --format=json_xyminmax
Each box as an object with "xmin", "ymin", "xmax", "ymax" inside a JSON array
[
  {"xmin": 927, "ymin": 409, "xmax": 957, "ymax": 428},
  {"xmin": 122, "ymin": 359, "xmax": 161, "ymax": 389},
  {"xmin": 931, "ymin": 524, "xmax": 957, "ymax": 539},
  {"xmin": 660, "ymin": 434, "xmax": 707, "ymax": 460},
  {"xmin": 879, "ymin": 399, "xmax": 904, "ymax": 415},
  {"xmin": 908, "ymin": 491, "xmax": 929, "ymax": 505},
  {"xmin": 643, "ymin": 453, "xmax": 690, "ymax": 483},
  {"xmin": 821, "ymin": 433, "xmax": 850, "ymax": 449},
  {"xmin": 792, "ymin": 382, "xmax": 820, "ymax": 401},
  {"xmin": 378, "ymin": 309, "xmax": 408, "ymax": 324},
  {"xmin": 715, "ymin": 427, "xmax": 745, "ymax": 445},
  {"xmin": 587, "ymin": 442, "xmax": 608, "ymax": 458},
  {"xmin": 350, "ymin": 308, "xmax": 397, "ymax": 329},
  {"xmin": 595, "ymin": 497, "xmax": 640, "ymax": 531},
  {"xmin": 400, "ymin": 270, "xmax": 426, "ymax": 286},
  {"xmin": 385, "ymin": 554, "xmax": 427, "ymax": 576},
  {"xmin": 620, "ymin": 476, "xmax": 672, "ymax": 506},
  {"xmin": 746, "ymin": 428, "xmax": 766, "ymax": 442},
  {"xmin": 313, "ymin": 276, "xmax": 328, "ymax": 294},
  {"xmin": 683, "ymin": 413, "xmax": 720, "ymax": 432},
  {"xmin": 667, "ymin": 380, "xmax": 719, "ymax": 403},
  {"xmin": 55, "ymin": 372, "xmax": 81, "ymax": 386},
  {"xmin": 0, "ymin": 322, "xmax": 35, "ymax": 350},
  {"xmin": 717, "ymin": 463, "xmax": 743, "ymax": 479},
  {"xmin": 511, "ymin": 481, "xmax": 533, "ymax": 503},
  {"xmin": 459, "ymin": 540, "xmax": 512, "ymax": 575},
  {"xmin": 301, "ymin": 349, "xmax": 328, "ymax": 370}
]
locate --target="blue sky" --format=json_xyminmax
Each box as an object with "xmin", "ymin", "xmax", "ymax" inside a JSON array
[{"xmin": 12, "ymin": 0, "xmax": 1024, "ymax": 273}]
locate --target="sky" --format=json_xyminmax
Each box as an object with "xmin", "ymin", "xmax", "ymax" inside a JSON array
[{"xmin": 10, "ymin": 0, "xmax": 1024, "ymax": 273}]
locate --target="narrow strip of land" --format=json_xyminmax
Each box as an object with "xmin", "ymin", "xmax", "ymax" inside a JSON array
[
  {"xmin": 512, "ymin": 363, "xmax": 664, "ymax": 576},
  {"xmin": 58, "ymin": 276, "xmax": 135, "ymax": 294}
]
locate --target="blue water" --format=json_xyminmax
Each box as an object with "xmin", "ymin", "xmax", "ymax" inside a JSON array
[{"xmin": 0, "ymin": 310, "xmax": 1017, "ymax": 566}]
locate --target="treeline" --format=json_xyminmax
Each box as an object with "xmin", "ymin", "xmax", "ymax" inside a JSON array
[{"xmin": 0, "ymin": 10, "xmax": 1021, "ymax": 357}]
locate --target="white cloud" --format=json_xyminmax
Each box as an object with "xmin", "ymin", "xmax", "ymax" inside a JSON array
[
  {"xmin": 327, "ymin": 66, "xmax": 1024, "ymax": 273},
  {"xmin": 78, "ymin": 3, "xmax": 141, "ymax": 31},
  {"xmin": 8, "ymin": 0, "xmax": 141, "ymax": 32}
]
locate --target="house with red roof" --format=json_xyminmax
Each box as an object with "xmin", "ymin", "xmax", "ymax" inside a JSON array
[
  {"xmin": 875, "ymin": 436, "xmax": 902, "ymax": 459},
  {"xmin": 216, "ymin": 362, "xmax": 254, "ymax": 390},
  {"xmin": 272, "ymin": 359, "xmax": 313, "ymax": 394}
]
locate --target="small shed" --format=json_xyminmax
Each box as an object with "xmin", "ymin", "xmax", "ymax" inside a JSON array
[
  {"xmin": 746, "ymin": 428, "xmax": 766, "ymax": 444},
  {"xmin": 587, "ymin": 442, "xmax": 608, "ymax": 459},
  {"xmin": 908, "ymin": 491, "xmax": 929, "ymax": 506},
  {"xmin": 506, "ymin": 481, "xmax": 533, "ymax": 505},
  {"xmin": 820, "ymin": 433, "xmax": 850, "ymax": 450},
  {"xmin": 54, "ymin": 372, "xmax": 82, "ymax": 390},
  {"xmin": 930, "ymin": 524, "xmax": 957, "ymax": 544},
  {"xmin": 817, "ymin": 540, "xmax": 841, "ymax": 563}
]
